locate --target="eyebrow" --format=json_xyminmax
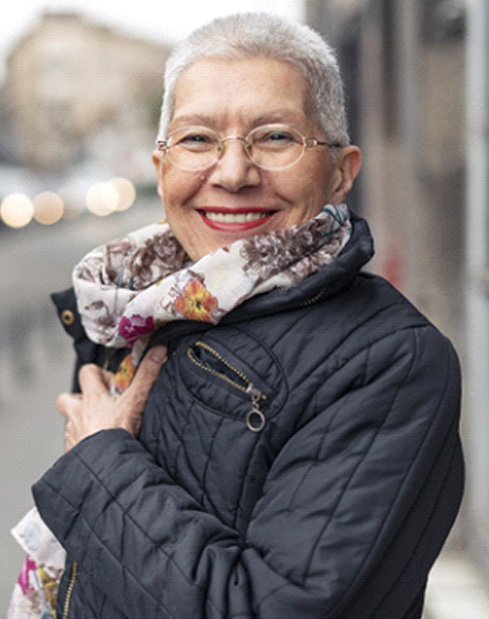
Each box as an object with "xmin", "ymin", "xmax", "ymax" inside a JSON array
[
  {"xmin": 171, "ymin": 114, "xmax": 218, "ymax": 127},
  {"xmin": 253, "ymin": 111, "xmax": 307, "ymax": 127},
  {"xmin": 171, "ymin": 109, "xmax": 305, "ymax": 129}
]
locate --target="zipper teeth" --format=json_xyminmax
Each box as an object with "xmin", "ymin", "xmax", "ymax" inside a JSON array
[
  {"xmin": 300, "ymin": 288, "xmax": 326, "ymax": 307},
  {"xmin": 188, "ymin": 341, "xmax": 266, "ymax": 399},
  {"xmin": 62, "ymin": 561, "xmax": 77, "ymax": 619},
  {"xmin": 187, "ymin": 341, "xmax": 249, "ymax": 393}
]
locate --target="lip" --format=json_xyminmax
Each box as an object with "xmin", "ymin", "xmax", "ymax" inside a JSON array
[
  {"xmin": 200, "ymin": 207, "xmax": 274, "ymax": 214},
  {"xmin": 197, "ymin": 207, "xmax": 277, "ymax": 232}
]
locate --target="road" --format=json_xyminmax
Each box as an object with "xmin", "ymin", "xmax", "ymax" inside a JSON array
[{"xmin": 0, "ymin": 198, "xmax": 161, "ymax": 610}]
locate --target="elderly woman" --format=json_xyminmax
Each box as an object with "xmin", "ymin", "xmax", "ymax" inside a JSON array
[{"xmin": 27, "ymin": 13, "xmax": 462, "ymax": 619}]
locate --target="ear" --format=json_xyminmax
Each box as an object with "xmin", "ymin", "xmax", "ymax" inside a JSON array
[
  {"xmin": 152, "ymin": 149, "xmax": 164, "ymax": 197},
  {"xmin": 329, "ymin": 146, "xmax": 362, "ymax": 204}
]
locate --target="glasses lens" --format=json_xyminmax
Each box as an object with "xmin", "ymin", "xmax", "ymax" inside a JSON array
[
  {"xmin": 166, "ymin": 126, "xmax": 220, "ymax": 170},
  {"xmin": 163, "ymin": 124, "xmax": 307, "ymax": 171},
  {"xmin": 248, "ymin": 125, "xmax": 305, "ymax": 170}
]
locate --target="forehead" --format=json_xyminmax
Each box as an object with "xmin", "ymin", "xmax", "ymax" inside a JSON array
[{"xmin": 171, "ymin": 57, "xmax": 311, "ymax": 129}]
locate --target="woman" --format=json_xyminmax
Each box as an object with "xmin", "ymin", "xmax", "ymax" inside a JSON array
[{"xmin": 28, "ymin": 13, "xmax": 462, "ymax": 618}]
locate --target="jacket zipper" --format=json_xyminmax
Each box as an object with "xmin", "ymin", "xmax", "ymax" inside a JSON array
[
  {"xmin": 299, "ymin": 287, "xmax": 326, "ymax": 307},
  {"xmin": 187, "ymin": 341, "xmax": 267, "ymax": 432},
  {"xmin": 62, "ymin": 560, "xmax": 77, "ymax": 619}
]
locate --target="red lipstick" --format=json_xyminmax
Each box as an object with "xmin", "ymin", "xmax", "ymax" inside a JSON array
[{"xmin": 197, "ymin": 207, "xmax": 276, "ymax": 232}]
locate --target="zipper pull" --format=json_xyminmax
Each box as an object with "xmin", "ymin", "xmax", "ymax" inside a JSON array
[{"xmin": 246, "ymin": 385, "xmax": 266, "ymax": 432}]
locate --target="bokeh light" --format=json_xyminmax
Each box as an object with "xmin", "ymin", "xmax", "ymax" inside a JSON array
[
  {"xmin": 109, "ymin": 177, "xmax": 136, "ymax": 211},
  {"xmin": 33, "ymin": 191, "xmax": 65, "ymax": 225},
  {"xmin": 0, "ymin": 193, "xmax": 34, "ymax": 228},
  {"xmin": 85, "ymin": 181, "xmax": 119, "ymax": 216}
]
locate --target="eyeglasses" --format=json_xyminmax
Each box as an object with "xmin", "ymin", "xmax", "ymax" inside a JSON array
[{"xmin": 156, "ymin": 124, "xmax": 342, "ymax": 171}]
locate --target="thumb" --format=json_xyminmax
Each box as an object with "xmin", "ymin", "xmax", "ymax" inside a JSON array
[{"xmin": 123, "ymin": 345, "xmax": 167, "ymax": 408}]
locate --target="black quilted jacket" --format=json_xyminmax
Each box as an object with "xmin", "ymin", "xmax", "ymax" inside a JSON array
[{"xmin": 34, "ymin": 215, "xmax": 463, "ymax": 618}]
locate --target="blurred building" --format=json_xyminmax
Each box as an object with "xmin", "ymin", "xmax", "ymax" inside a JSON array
[
  {"xmin": 307, "ymin": 0, "xmax": 489, "ymax": 606},
  {"xmin": 306, "ymin": 0, "xmax": 465, "ymax": 347},
  {"xmin": 1, "ymin": 11, "xmax": 170, "ymax": 175}
]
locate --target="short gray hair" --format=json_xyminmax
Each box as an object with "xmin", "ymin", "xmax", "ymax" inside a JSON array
[{"xmin": 157, "ymin": 13, "xmax": 350, "ymax": 146}]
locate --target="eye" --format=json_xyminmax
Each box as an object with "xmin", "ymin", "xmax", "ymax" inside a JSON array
[
  {"xmin": 252, "ymin": 126, "xmax": 300, "ymax": 149},
  {"xmin": 267, "ymin": 131, "xmax": 293, "ymax": 141},
  {"xmin": 181, "ymin": 133, "xmax": 210, "ymax": 143},
  {"xmin": 171, "ymin": 128, "xmax": 216, "ymax": 150}
]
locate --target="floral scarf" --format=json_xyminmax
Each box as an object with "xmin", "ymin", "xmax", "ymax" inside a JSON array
[
  {"xmin": 74, "ymin": 204, "xmax": 351, "ymax": 363},
  {"xmin": 9, "ymin": 509, "xmax": 65, "ymax": 618}
]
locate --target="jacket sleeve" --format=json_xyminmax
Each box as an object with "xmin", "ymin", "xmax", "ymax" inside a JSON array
[{"xmin": 32, "ymin": 325, "xmax": 463, "ymax": 619}]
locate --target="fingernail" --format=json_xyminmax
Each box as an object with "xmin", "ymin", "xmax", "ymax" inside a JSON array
[{"xmin": 150, "ymin": 345, "xmax": 167, "ymax": 363}]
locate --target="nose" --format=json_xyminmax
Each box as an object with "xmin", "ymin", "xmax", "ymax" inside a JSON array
[{"xmin": 208, "ymin": 137, "xmax": 261, "ymax": 192}]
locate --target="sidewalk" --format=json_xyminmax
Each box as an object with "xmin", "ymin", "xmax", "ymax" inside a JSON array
[{"xmin": 423, "ymin": 550, "xmax": 489, "ymax": 619}]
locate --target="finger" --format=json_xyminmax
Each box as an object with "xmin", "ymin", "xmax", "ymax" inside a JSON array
[
  {"xmin": 123, "ymin": 345, "xmax": 167, "ymax": 406},
  {"xmin": 100, "ymin": 368, "xmax": 115, "ymax": 389},
  {"xmin": 78, "ymin": 363, "xmax": 112, "ymax": 397},
  {"xmin": 56, "ymin": 392, "xmax": 82, "ymax": 417},
  {"xmin": 63, "ymin": 420, "xmax": 78, "ymax": 452}
]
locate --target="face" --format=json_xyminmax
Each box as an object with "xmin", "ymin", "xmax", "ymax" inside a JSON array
[{"xmin": 153, "ymin": 57, "xmax": 360, "ymax": 261}]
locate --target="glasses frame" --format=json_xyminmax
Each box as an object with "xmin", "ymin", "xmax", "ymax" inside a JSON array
[{"xmin": 156, "ymin": 124, "xmax": 342, "ymax": 171}]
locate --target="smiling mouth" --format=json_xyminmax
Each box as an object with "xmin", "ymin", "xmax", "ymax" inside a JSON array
[
  {"xmin": 197, "ymin": 207, "xmax": 277, "ymax": 231},
  {"xmin": 202, "ymin": 211, "xmax": 273, "ymax": 223}
]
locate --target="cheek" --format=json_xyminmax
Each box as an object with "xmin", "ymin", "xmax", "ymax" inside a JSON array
[
  {"xmin": 300, "ymin": 161, "xmax": 336, "ymax": 208},
  {"xmin": 273, "ymin": 166, "xmax": 331, "ymax": 214},
  {"xmin": 161, "ymin": 167, "xmax": 200, "ymax": 212}
]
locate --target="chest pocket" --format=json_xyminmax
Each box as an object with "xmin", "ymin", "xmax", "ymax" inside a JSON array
[{"xmin": 177, "ymin": 326, "xmax": 287, "ymax": 432}]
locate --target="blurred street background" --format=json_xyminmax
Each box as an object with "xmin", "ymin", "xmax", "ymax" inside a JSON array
[{"xmin": 1, "ymin": 1, "xmax": 489, "ymax": 617}]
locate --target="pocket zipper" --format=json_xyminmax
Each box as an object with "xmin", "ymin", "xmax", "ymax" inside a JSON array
[{"xmin": 187, "ymin": 340, "xmax": 267, "ymax": 432}]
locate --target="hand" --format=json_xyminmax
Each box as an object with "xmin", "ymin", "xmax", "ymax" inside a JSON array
[{"xmin": 57, "ymin": 345, "xmax": 167, "ymax": 451}]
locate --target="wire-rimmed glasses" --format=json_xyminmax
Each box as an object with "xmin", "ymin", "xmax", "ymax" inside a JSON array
[{"xmin": 156, "ymin": 124, "xmax": 342, "ymax": 171}]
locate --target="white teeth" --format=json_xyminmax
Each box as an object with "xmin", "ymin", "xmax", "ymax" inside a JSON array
[{"xmin": 204, "ymin": 211, "xmax": 270, "ymax": 223}]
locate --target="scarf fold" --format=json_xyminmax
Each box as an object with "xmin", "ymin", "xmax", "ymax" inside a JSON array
[
  {"xmin": 74, "ymin": 204, "xmax": 351, "ymax": 362},
  {"xmin": 9, "ymin": 508, "xmax": 64, "ymax": 618}
]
